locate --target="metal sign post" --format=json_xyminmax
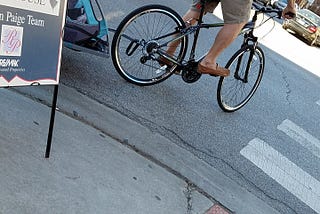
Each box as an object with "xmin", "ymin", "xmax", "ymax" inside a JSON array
[{"xmin": 45, "ymin": 84, "xmax": 59, "ymax": 158}]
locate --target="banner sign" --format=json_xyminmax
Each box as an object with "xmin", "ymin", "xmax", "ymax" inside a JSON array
[{"xmin": 0, "ymin": 0, "xmax": 67, "ymax": 86}]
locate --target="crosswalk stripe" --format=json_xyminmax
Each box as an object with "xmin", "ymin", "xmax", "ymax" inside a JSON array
[
  {"xmin": 277, "ymin": 119, "xmax": 320, "ymax": 159},
  {"xmin": 241, "ymin": 138, "xmax": 320, "ymax": 213}
]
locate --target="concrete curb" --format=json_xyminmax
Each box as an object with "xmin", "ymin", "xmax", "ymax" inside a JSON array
[{"xmin": 12, "ymin": 84, "xmax": 280, "ymax": 214}]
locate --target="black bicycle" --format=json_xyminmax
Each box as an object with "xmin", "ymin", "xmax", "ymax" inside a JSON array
[{"xmin": 111, "ymin": 1, "xmax": 286, "ymax": 112}]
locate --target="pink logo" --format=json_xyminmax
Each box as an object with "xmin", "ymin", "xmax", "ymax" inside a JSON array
[{"xmin": 0, "ymin": 25, "xmax": 23, "ymax": 56}]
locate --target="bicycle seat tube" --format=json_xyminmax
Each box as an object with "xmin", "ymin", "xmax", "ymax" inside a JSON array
[{"xmin": 189, "ymin": 0, "xmax": 206, "ymax": 60}]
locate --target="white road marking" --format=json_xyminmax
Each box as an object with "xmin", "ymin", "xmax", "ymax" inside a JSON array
[
  {"xmin": 241, "ymin": 138, "xmax": 320, "ymax": 213},
  {"xmin": 317, "ymin": 100, "xmax": 320, "ymax": 106},
  {"xmin": 277, "ymin": 119, "xmax": 320, "ymax": 159}
]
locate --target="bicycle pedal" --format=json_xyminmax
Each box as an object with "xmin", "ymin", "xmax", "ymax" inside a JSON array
[
  {"xmin": 174, "ymin": 70, "xmax": 181, "ymax": 75},
  {"xmin": 155, "ymin": 65, "xmax": 168, "ymax": 74}
]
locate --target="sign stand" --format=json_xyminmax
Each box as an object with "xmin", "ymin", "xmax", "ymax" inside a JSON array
[
  {"xmin": 45, "ymin": 85, "xmax": 59, "ymax": 158},
  {"xmin": 0, "ymin": 1, "xmax": 67, "ymax": 158}
]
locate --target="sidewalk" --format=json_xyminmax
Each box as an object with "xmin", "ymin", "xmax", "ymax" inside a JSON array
[
  {"xmin": 0, "ymin": 87, "xmax": 224, "ymax": 214},
  {"xmin": 0, "ymin": 85, "xmax": 280, "ymax": 214}
]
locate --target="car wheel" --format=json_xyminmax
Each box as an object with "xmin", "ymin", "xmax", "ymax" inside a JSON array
[{"xmin": 310, "ymin": 36, "xmax": 317, "ymax": 46}]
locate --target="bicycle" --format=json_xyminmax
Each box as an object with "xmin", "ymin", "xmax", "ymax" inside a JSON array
[{"xmin": 111, "ymin": 1, "xmax": 289, "ymax": 112}]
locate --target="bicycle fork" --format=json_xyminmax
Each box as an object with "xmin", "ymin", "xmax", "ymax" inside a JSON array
[
  {"xmin": 234, "ymin": 48, "xmax": 255, "ymax": 83},
  {"xmin": 234, "ymin": 34, "xmax": 258, "ymax": 83}
]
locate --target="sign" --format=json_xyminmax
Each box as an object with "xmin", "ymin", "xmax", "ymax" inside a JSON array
[
  {"xmin": 0, "ymin": 0, "xmax": 67, "ymax": 86},
  {"xmin": 0, "ymin": 0, "xmax": 61, "ymax": 16}
]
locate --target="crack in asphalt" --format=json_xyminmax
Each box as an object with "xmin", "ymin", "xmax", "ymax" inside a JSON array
[
  {"xmin": 184, "ymin": 182, "xmax": 194, "ymax": 214},
  {"xmin": 280, "ymin": 67, "xmax": 292, "ymax": 105}
]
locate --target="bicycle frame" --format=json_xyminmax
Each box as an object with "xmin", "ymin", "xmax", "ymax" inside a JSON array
[
  {"xmin": 111, "ymin": 2, "xmax": 284, "ymax": 110},
  {"xmin": 155, "ymin": 8, "xmax": 225, "ymax": 70},
  {"xmin": 156, "ymin": 21, "xmax": 224, "ymax": 68},
  {"xmin": 122, "ymin": 1, "xmax": 279, "ymax": 76},
  {"xmin": 156, "ymin": 1, "xmax": 262, "ymax": 71}
]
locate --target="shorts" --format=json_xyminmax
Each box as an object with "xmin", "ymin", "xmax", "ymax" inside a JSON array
[{"xmin": 191, "ymin": 0, "xmax": 253, "ymax": 24}]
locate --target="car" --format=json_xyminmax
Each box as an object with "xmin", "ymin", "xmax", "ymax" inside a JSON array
[
  {"xmin": 272, "ymin": 0, "xmax": 288, "ymax": 10},
  {"xmin": 282, "ymin": 9, "xmax": 320, "ymax": 46},
  {"xmin": 253, "ymin": 0, "xmax": 272, "ymax": 6},
  {"xmin": 272, "ymin": 0, "xmax": 299, "ymax": 10}
]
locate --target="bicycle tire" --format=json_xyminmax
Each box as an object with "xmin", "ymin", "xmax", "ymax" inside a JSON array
[
  {"xmin": 111, "ymin": 5, "xmax": 188, "ymax": 86},
  {"xmin": 217, "ymin": 45, "xmax": 265, "ymax": 112}
]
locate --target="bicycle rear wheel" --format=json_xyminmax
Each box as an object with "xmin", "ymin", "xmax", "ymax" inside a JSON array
[
  {"xmin": 217, "ymin": 45, "xmax": 265, "ymax": 112},
  {"xmin": 111, "ymin": 4, "xmax": 188, "ymax": 86}
]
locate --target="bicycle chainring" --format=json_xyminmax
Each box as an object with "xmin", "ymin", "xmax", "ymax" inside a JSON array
[{"xmin": 181, "ymin": 61, "xmax": 201, "ymax": 83}]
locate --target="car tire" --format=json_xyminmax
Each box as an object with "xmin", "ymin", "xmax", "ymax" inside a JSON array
[{"xmin": 309, "ymin": 36, "xmax": 317, "ymax": 46}]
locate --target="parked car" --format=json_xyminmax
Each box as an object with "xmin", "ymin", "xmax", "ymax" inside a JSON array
[
  {"xmin": 272, "ymin": 0, "xmax": 299, "ymax": 10},
  {"xmin": 282, "ymin": 9, "xmax": 320, "ymax": 46},
  {"xmin": 253, "ymin": 0, "xmax": 272, "ymax": 6}
]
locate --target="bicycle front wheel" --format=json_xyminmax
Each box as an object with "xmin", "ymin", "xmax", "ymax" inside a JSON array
[
  {"xmin": 111, "ymin": 5, "xmax": 188, "ymax": 86},
  {"xmin": 217, "ymin": 45, "xmax": 265, "ymax": 112}
]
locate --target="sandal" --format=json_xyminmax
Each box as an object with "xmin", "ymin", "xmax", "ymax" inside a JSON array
[{"xmin": 198, "ymin": 63, "xmax": 230, "ymax": 77}]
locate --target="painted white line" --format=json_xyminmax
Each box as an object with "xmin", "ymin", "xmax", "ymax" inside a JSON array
[
  {"xmin": 277, "ymin": 119, "xmax": 320, "ymax": 159},
  {"xmin": 317, "ymin": 100, "xmax": 320, "ymax": 106},
  {"xmin": 240, "ymin": 138, "xmax": 320, "ymax": 214}
]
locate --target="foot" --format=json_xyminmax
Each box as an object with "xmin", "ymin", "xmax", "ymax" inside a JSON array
[
  {"xmin": 158, "ymin": 46, "xmax": 177, "ymax": 67},
  {"xmin": 198, "ymin": 62, "xmax": 230, "ymax": 77},
  {"xmin": 157, "ymin": 56, "xmax": 181, "ymax": 75},
  {"xmin": 158, "ymin": 56, "xmax": 172, "ymax": 67}
]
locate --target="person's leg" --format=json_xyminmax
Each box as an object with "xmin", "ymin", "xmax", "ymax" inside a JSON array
[
  {"xmin": 165, "ymin": 9, "xmax": 200, "ymax": 56},
  {"xmin": 199, "ymin": 22, "xmax": 245, "ymax": 72},
  {"xmin": 165, "ymin": 0, "xmax": 218, "ymax": 57},
  {"xmin": 198, "ymin": 0, "xmax": 252, "ymax": 76}
]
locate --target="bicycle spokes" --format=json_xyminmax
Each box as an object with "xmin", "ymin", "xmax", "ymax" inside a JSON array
[
  {"xmin": 111, "ymin": 4, "xmax": 188, "ymax": 86},
  {"xmin": 217, "ymin": 45, "xmax": 265, "ymax": 112}
]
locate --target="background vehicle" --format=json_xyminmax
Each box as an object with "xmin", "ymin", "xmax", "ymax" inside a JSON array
[
  {"xmin": 272, "ymin": 0, "xmax": 288, "ymax": 10},
  {"xmin": 254, "ymin": 0, "xmax": 272, "ymax": 6},
  {"xmin": 283, "ymin": 9, "xmax": 320, "ymax": 46},
  {"xmin": 272, "ymin": 0, "xmax": 299, "ymax": 10}
]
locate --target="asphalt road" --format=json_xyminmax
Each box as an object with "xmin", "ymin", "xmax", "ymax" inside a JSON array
[{"xmin": 60, "ymin": 1, "xmax": 320, "ymax": 213}]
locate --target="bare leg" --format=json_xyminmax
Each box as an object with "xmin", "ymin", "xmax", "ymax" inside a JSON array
[
  {"xmin": 164, "ymin": 9, "xmax": 246, "ymax": 77},
  {"xmin": 199, "ymin": 22, "xmax": 246, "ymax": 69},
  {"xmin": 166, "ymin": 9, "xmax": 200, "ymax": 56}
]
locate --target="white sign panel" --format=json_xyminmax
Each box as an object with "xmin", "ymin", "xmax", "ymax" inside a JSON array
[
  {"xmin": 0, "ymin": 0, "xmax": 61, "ymax": 16},
  {"xmin": 0, "ymin": 0, "xmax": 66, "ymax": 86}
]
